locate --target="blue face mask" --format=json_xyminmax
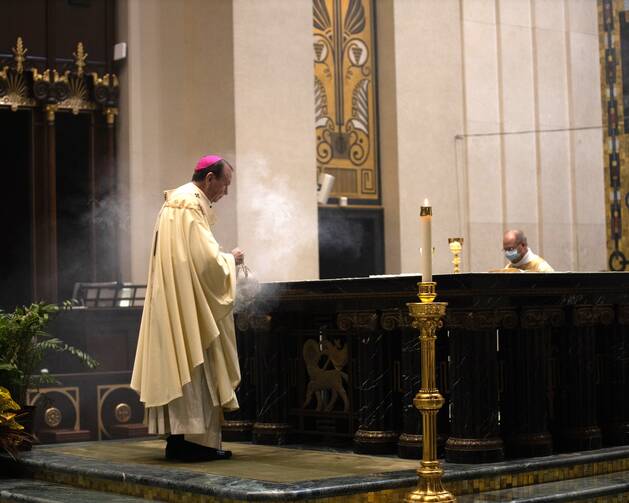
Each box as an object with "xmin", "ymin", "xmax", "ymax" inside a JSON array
[{"xmin": 504, "ymin": 249, "xmax": 519, "ymax": 262}]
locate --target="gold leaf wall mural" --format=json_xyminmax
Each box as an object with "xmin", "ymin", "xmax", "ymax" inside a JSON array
[{"xmin": 313, "ymin": 0, "xmax": 379, "ymax": 202}]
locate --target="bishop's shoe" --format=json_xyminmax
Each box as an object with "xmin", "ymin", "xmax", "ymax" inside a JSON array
[{"xmin": 165, "ymin": 435, "xmax": 232, "ymax": 462}]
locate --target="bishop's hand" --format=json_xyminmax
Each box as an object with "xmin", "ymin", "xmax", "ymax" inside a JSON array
[{"xmin": 232, "ymin": 248, "xmax": 245, "ymax": 265}]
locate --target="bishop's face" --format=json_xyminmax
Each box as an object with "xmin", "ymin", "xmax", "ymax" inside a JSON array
[{"xmin": 203, "ymin": 166, "xmax": 233, "ymax": 203}]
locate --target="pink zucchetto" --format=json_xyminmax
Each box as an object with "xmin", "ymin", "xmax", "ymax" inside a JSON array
[{"xmin": 195, "ymin": 155, "xmax": 224, "ymax": 172}]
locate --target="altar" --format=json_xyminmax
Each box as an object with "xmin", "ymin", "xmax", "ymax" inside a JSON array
[{"xmin": 35, "ymin": 272, "xmax": 629, "ymax": 466}]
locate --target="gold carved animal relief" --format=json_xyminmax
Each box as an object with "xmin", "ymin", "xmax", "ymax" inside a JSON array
[{"xmin": 302, "ymin": 338, "xmax": 349, "ymax": 413}]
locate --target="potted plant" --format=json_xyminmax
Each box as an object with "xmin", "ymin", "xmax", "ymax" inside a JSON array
[
  {"xmin": 0, "ymin": 301, "xmax": 97, "ymax": 408},
  {"xmin": 0, "ymin": 386, "xmax": 33, "ymax": 458}
]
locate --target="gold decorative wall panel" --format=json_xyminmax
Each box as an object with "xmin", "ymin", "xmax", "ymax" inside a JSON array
[
  {"xmin": 599, "ymin": 0, "xmax": 629, "ymax": 269},
  {"xmin": 313, "ymin": 0, "xmax": 379, "ymax": 202}
]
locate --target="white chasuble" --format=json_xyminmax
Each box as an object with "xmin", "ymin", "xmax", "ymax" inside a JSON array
[{"xmin": 131, "ymin": 182, "xmax": 240, "ymax": 447}]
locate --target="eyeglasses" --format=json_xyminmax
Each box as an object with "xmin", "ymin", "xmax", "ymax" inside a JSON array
[{"xmin": 502, "ymin": 242, "xmax": 522, "ymax": 252}]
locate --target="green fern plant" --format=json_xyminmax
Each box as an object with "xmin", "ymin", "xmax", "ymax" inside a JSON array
[{"xmin": 0, "ymin": 301, "xmax": 98, "ymax": 405}]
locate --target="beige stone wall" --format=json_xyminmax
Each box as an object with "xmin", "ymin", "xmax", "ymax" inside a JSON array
[
  {"xmin": 385, "ymin": 0, "xmax": 605, "ymax": 274},
  {"xmin": 117, "ymin": 0, "xmax": 318, "ymax": 283},
  {"xmin": 232, "ymin": 0, "xmax": 319, "ymax": 282},
  {"xmin": 117, "ymin": 0, "xmax": 605, "ymax": 284}
]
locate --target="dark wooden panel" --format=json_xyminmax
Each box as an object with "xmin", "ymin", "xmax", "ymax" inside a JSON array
[
  {"xmin": 0, "ymin": 0, "xmax": 47, "ymax": 59},
  {"xmin": 53, "ymin": 0, "xmax": 109, "ymax": 69},
  {"xmin": 0, "ymin": 109, "xmax": 33, "ymax": 310},
  {"xmin": 55, "ymin": 111, "xmax": 92, "ymax": 301}
]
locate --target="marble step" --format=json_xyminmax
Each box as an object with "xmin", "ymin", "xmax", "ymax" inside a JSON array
[
  {"xmin": 0, "ymin": 478, "xmax": 150, "ymax": 503},
  {"xmin": 457, "ymin": 470, "xmax": 629, "ymax": 502}
]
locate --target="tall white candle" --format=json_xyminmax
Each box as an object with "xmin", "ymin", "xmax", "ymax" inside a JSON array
[{"xmin": 420, "ymin": 198, "xmax": 432, "ymax": 282}]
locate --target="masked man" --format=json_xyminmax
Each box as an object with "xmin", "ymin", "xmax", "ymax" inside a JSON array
[
  {"xmin": 502, "ymin": 229, "xmax": 554, "ymax": 272},
  {"xmin": 131, "ymin": 155, "xmax": 244, "ymax": 462}
]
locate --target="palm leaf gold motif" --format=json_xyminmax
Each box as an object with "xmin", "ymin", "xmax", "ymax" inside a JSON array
[
  {"xmin": 0, "ymin": 70, "xmax": 34, "ymax": 111},
  {"xmin": 58, "ymin": 73, "xmax": 95, "ymax": 114}
]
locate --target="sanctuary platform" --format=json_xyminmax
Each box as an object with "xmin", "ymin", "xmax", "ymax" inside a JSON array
[{"xmin": 2, "ymin": 439, "xmax": 629, "ymax": 502}]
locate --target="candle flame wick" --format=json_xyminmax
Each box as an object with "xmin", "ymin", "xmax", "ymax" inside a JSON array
[{"xmin": 423, "ymin": 198, "xmax": 430, "ymax": 206}]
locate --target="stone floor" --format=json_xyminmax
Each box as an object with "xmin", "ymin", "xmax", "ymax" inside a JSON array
[{"xmin": 42, "ymin": 438, "xmax": 420, "ymax": 483}]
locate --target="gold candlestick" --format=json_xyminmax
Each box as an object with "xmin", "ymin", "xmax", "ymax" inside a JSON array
[
  {"xmin": 405, "ymin": 282, "xmax": 455, "ymax": 503},
  {"xmin": 447, "ymin": 238, "xmax": 464, "ymax": 274}
]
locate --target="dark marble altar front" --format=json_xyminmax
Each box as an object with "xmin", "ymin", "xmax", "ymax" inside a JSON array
[
  {"xmin": 232, "ymin": 272, "xmax": 629, "ymax": 462},
  {"xmin": 41, "ymin": 273, "xmax": 629, "ymax": 464}
]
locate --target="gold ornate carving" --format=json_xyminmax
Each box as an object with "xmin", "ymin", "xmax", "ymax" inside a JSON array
[
  {"xmin": 0, "ymin": 38, "xmax": 119, "ymax": 117},
  {"xmin": 235, "ymin": 312, "xmax": 271, "ymax": 332},
  {"xmin": 336, "ymin": 310, "xmax": 377, "ymax": 331},
  {"xmin": 44, "ymin": 407, "xmax": 62, "ymax": 428},
  {"xmin": 45, "ymin": 104, "xmax": 57, "ymax": 123},
  {"xmin": 104, "ymin": 106, "xmax": 118, "ymax": 125},
  {"xmin": 521, "ymin": 307, "xmax": 565, "ymax": 329},
  {"xmin": 573, "ymin": 305, "xmax": 615, "ymax": 327},
  {"xmin": 114, "ymin": 403, "xmax": 131, "ymax": 423},
  {"xmin": 58, "ymin": 73, "xmax": 97, "ymax": 115},
  {"xmin": 302, "ymin": 338, "xmax": 349, "ymax": 412},
  {"xmin": 380, "ymin": 308, "xmax": 412, "ymax": 331},
  {"xmin": 12, "ymin": 37, "xmax": 27, "ymax": 74},
  {"xmin": 73, "ymin": 42, "xmax": 88, "ymax": 76},
  {"xmin": 314, "ymin": 0, "xmax": 379, "ymax": 202},
  {"xmin": 0, "ymin": 68, "xmax": 36, "ymax": 111}
]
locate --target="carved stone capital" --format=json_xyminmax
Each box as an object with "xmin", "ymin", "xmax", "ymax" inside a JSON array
[
  {"xmin": 573, "ymin": 305, "xmax": 615, "ymax": 327},
  {"xmin": 521, "ymin": 307, "xmax": 565, "ymax": 329},
  {"xmin": 336, "ymin": 310, "xmax": 377, "ymax": 331}
]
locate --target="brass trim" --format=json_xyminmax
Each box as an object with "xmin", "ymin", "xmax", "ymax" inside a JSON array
[
  {"xmin": 44, "ymin": 407, "xmax": 62, "ymax": 428},
  {"xmin": 45, "ymin": 104, "xmax": 57, "ymax": 123},
  {"xmin": 398, "ymin": 433, "xmax": 422, "ymax": 445},
  {"xmin": 104, "ymin": 107, "xmax": 118, "ymax": 125},
  {"xmin": 222, "ymin": 420, "xmax": 254, "ymax": 432},
  {"xmin": 445, "ymin": 437, "xmax": 505, "ymax": 451},
  {"xmin": 252, "ymin": 422, "xmax": 291, "ymax": 432},
  {"xmin": 354, "ymin": 429, "xmax": 398, "ymax": 443},
  {"xmin": 114, "ymin": 403, "xmax": 132, "ymax": 424}
]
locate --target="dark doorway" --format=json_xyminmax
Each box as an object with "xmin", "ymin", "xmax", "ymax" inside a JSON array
[
  {"xmin": 0, "ymin": 109, "xmax": 33, "ymax": 310},
  {"xmin": 56, "ymin": 112, "xmax": 92, "ymax": 301}
]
